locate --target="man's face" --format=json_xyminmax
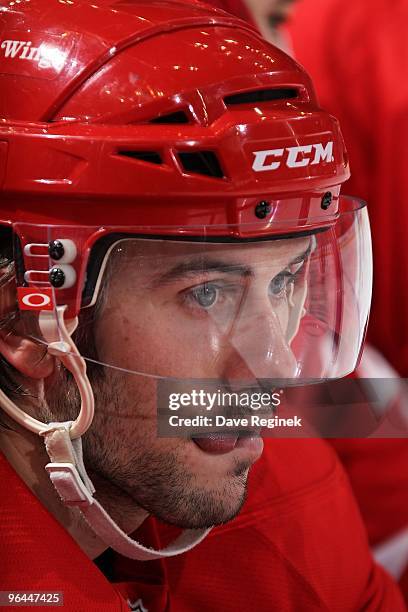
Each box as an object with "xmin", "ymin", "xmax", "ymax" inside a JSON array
[{"xmin": 77, "ymin": 236, "xmax": 310, "ymax": 528}]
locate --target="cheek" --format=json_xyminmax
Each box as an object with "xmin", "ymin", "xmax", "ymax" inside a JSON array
[
  {"xmin": 95, "ymin": 293, "xmax": 230, "ymax": 377},
  {"xmin": 96, "ymin": 313, "xmax": 166, "ymax": 373},
  {"xmin": 269, "ymin": 300, "xmax": 290, "ymax": 337},
  {"xmin": 283, "ymin": 306, "xmax": 291, "ymax": 336}
]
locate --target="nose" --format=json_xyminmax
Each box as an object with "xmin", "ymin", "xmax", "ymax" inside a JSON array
[{"xmin": 221, "ymin": 307, "xmax": 298, "ymax": 382}]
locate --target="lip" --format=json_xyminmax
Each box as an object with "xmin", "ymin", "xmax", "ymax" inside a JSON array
[
  {"xmin": 192, "ymin": 431, "xmax": 263, "ymax": 457},
  {"xmin": 235, "ymin": 433, "xmax": 264, "ymax": 456}
]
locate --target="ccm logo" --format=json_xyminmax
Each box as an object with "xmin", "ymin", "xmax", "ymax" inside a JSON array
[
  {"xmin": 18, "ymin": 287, "xmax": 54, "ymax": 311},
  {"xmin": 252, "ymin": 142, "xmax": 334, "ymax": 172}
]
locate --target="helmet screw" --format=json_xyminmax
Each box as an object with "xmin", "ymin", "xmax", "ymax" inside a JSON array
[
  {"xmin": 255, "ymin": 200, "xmax": 271, "ymax": 219},
  {"xmin": 49, "ymin": 267, "xmax": 65, "ymax": 288},
  {"xmin": 49, "ymin": 240, "xmax": 65, "ymax": 260},
  {"xmin": 321, "ymin": 192, "xmax": 333, "ymax": 210}
]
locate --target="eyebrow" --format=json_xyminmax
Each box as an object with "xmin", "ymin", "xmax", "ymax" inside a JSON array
[
  {"xmin": 151, "ymin": 240, "xmax": 312, "ymax": 287},
  {"xmin": 291, "ymin": 241, "xmax": 313, "ymax": 265},
  {"xmin": 151, "ymin": 259, "xmax": 252, "ymax": 287}
]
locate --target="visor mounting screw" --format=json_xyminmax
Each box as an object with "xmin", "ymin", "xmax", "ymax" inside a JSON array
[
  {"xmin": 321, "ymin": 192, "xmax": 333, "ymax": 210},
  {"xmin": 255, "ymin": 200, "xmax": 271, "ymax": 219},
  {"xmin": 49, "ymin": 267, "xmax": 65, "ymax": 288},
  {"xmin": 49, "ymin": 240, "xmax": 65, "ymax": 261}
]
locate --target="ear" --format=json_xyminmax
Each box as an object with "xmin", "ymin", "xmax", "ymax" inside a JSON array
[{"xmin": 0, "ymin": 330, "xmax": 55, "ymax": 379}]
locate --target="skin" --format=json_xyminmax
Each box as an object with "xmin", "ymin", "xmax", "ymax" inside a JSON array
[{"xmin": 0, "ymin": 235, "xmax": 310, "ymax": 557}]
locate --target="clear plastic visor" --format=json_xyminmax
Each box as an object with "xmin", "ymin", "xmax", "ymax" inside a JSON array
[{"xmin": 17, "ymin": 197, "xmax": 372, "ymax": 385}]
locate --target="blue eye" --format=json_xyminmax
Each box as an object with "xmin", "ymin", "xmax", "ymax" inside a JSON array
[
  {"xmin": 269, "ymin": 259, "xmax": 307, "ymax": 298},
  {"xmin": 191, "ymin": 283, "xmax": 218, "ymax": 308},
  {"xmin": 269, "ymin": 272, "xmax": 292, "ymax": 297}
]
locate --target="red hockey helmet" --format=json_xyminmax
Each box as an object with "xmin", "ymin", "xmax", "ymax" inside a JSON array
[
  {"xmin": 0, "ymin": 0, "xmax": 371, "ymax": 432},
  {"xmin": 0, "ymin": 0, "xmax": 372, "ymax": 562}
]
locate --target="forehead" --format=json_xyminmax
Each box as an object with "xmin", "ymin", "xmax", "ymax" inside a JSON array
[{"xmin": 113, "ymin": 235, "xmax": 311, "ymax": 267}]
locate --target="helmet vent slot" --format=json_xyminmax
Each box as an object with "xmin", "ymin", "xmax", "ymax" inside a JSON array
[
  {"xmin": 150, "ymin": 111, "xmax": 189, "ymax": 124},
  {"xmin": 117, "ymin": 150, "xmax": 163, "ymax": 164},
  {"xmin": 178, "ymin": 151, "xmax": 224, "ymax": 178},
  {"xmin": 225, "ymin": 88, "xmax": 298, "ymax": 106}
]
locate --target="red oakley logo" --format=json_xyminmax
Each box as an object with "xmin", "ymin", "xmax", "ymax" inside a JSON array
[
  {"xmin": 252, "ymin": 141, "xmax": 334, "ymax": 172},
  {"xmin": 18, "ymin": 288, "xmax": 55, "ymax": 311}
]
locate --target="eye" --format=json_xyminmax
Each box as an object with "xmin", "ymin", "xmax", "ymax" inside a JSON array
[
  {"xmin": 269, "ymin": 259, "xmax": 306, "ymax": 299},
  {"xmin": 191, "ymin": 283, "xmax": 219, "ymax": 308},
  {"xmin": 269, "ymin": 272, "xmax": 292, "ymax": 297}
]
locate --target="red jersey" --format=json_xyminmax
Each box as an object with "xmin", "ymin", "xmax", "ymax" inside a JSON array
[
  {"xmin": 1, "ymin": 439, "xmax": 405, "ymax": 611},
  {"xmin": 288, "ymin": 3, "xmax": 408, "ymax": 599}
]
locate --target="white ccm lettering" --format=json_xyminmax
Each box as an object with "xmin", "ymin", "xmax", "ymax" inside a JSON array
[
  {"xmin": 252, "ymin": 141, "xmax": 334, "ymax": 172},
  {"xmin": 310, "ymin": 142, "xmax": 334, "ymax": 165},
  {"xmin": 252, "ymin": 148, "xmax": 284, "ymax": 172},
  {"xmin": 286, "ymin": 145, "xmax": 313, "ymax": 168}
]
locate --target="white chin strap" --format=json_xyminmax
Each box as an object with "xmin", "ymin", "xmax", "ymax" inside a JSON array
[
  {"xmin": 0, "ymin": 306, "xmax": 210, "ymax": 560},
  {"xmin": 44, "ymin": 424, "xmax": 210, "ymax": 560}
]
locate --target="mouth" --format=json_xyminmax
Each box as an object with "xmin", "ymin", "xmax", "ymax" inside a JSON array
[{"xmin": 191, "ymin": 430, "xmax": 263, "ymax": 455}]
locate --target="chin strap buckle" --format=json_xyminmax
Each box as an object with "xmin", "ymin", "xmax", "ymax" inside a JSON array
[{"xmin": 45, "ymin": 462, "xmax": 93, "ymax": 507}]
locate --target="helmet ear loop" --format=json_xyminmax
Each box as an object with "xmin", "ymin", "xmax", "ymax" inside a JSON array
[
  {"xmin": 0, "ymin": 306, "xmax": 95, "ymax": 439},
  {"xmin": 39, "ymin": 306, "xmax": 95, "ymax": 439}
]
